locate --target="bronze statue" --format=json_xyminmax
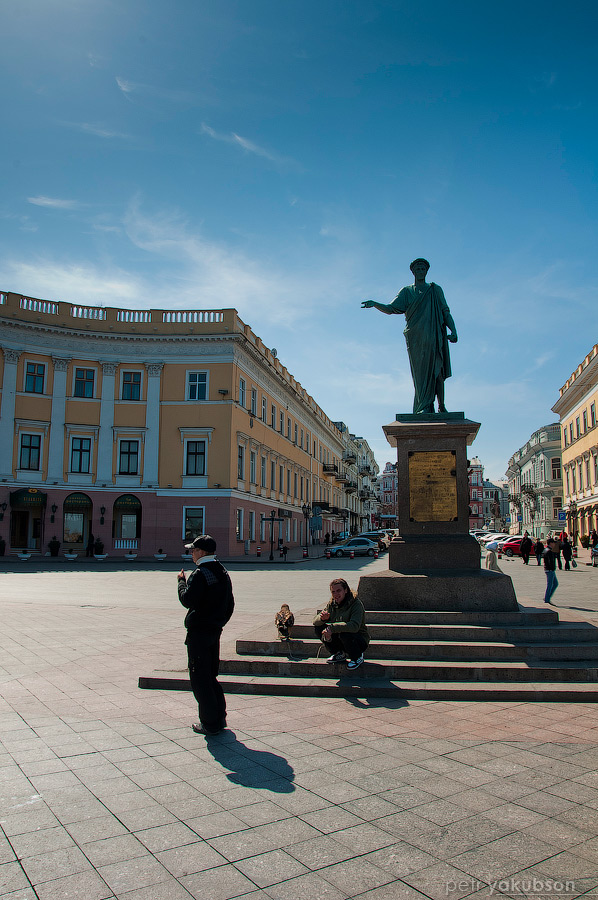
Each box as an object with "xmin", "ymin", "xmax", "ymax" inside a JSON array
[{"xmin": 362, "ymin": 258, "xmax": 458, "ymax": 414}]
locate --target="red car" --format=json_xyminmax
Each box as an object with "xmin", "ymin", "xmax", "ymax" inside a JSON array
[{"xmin": 501, "ymin": 537, "xmax": 525, "ymax": 557}]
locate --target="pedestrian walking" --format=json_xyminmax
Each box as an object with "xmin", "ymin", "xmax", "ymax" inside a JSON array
[
  {"xmin": 520, "ymin": 532, "xmax": 532, "ymax": 565},
  {"xmin": 561, "ymin": 535, "xmax": 573, "ymax": 571},
  {"xmin": 177, "ymin": 534, "xmax": 234, "ymax": 736},
  {"xmin": 534, "ymin": 538, "xmax": 544, "ymax": 566},
  {"xmin": 542, "ymin": 538, "xmax": 559, "ymax": 604}
]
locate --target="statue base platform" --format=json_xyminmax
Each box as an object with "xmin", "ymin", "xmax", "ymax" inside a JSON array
[{"xmin": 358, "ymin": 569, "xmax": 518, "ymax": 612}]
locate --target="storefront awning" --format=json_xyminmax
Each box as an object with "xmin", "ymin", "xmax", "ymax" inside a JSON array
[{"xmin": 63, "ymin": 492, "xmax": 93, "ymax": 511}]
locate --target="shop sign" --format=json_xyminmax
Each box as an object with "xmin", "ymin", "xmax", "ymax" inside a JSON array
[{"xmin": 10, "ymin": 488, "xmax": 47, "ymax": 507}]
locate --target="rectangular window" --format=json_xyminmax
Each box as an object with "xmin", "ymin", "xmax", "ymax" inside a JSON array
[
  {"xmin": 250, "ymin": 451, "xmax": 256, "ymax": 483},
  {"xmin": 122, "ymin": 371, "xmax": 141, "ymax": 401},
  {"xmin": 294, "ymin": 472, "xmax": 298, "ymax": 498},
  {"xmin": 119, "ymin": 440, "xmax": 139, "ymax": 474},
  {"xmin": 251, "ymin": 388, "xmax": 257, "ymax": 416},
  {"xmin": 184, "ymin": 507, "xmax": 204, "ymax": 542},
  {"xmin": 236, "ymin": 509, "xmax": 243, "ymax": 540},
  {"xmin": 591, "ymin": 403, "xmax": 596, "ymax": 428},
  {"xmin": 279, "ymin": 465, "xmax": 284, "ymax": 493},
  {"xmin": 19, "ymin": 434, "xmax": 41, "ymax": 470},
  {"xmin": 569, "ymin": 423, "xmax": 573, "ymax": 444},
  {"xmin": 63, "ymin": 512, "xmax": 84, "ymax": 543},
  {"xmin": 187, "ymin": 371, "xmax": 207, "ymax": 400},
  {"xmin": 280, "ymin": 411, "xmax": 284, "ymax": 433},
  {"xmin": 25, "ymin": 362, "xmax": 45, "ymax": 394},
  {"xmin": 237, "ymin": 446, "xmax": 245, "ymax": 479},
  {"xmin": 71, "ymin": 437, "xmax": 91, "ymax": 473},
  {"xmin": 121, "ymin": 514, "xmax": 137, "ymax": 539},
  {"xmin": 579, "ymin": 463, "xmax": 584, "ymax": 490},
  {"xmin": 249, "ymin": 510, "xmax": 255, "ymax": 541},
  {"xmin": 262, "ymin": 397, "xmax": 267, "ymax": 422},
  {"xmin": 185, "ymin": 440, "xmax": 206, "ymax": 476},
  {"xmin": 551, "ymin": 458, "xmax": 561, "ymax": 480},
  {"xmin": 271, "ymin": 404, "xmax": 276, "ymax": 428},
  {"xmin": 261, "ymin": 456, "xmax": 267, "ymax": 487},
  {"xmin": 287, "ymin": 417, "xmax": 291, "ymax": 439},
  {"xmin": 553, "ymin": 497, "xmax": 562, "ymax": 518},
  {"xmin": 74, "ymin": 368, "xmax": 95, "ymax": 398},
  {"xmin": 563, "ymin": 428, "xmax": 568, "ymax": 447},
  {"xmin": 575, "ymin": 417, "xmax": 580, "ymax": 438},
  {"xmin": 586, "ymin": 458, "xmax": 591, "ymax": 488},
  {"xmin": 300, "ymin": 429, "xmax": 304, "ymax": 449},
  {"xmin": 271, "ymin": 460, "xmax": 276, "ymax": 489},
  {"xmin": 287, "ymin": 470, "xmax": 291, "ymax": 495},
  {"xmin": 294, "ymin": 424, "xmax": 298, "ymax": 444},
  {"xmin": 583, "ymin": 410, "xmax": 588, "ymax": 433},
  {"xmin": 239, "ymin": 378, "xmax": 246, "ymax": 408}
]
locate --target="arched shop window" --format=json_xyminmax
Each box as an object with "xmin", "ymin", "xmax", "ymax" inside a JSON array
[
  {"xmin": 63, "ymin": 493, "xmax": 93, "ymax": 545},
  {"xmin": 113, "ymin": 495, "xmax": 142, "ymax": 539}
]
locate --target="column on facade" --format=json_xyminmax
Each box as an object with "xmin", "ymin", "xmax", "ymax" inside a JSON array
[
  {"xmin": 143, "ymin": 363, "xmax": 163, "ymax": 485},
  {"xmin": 0, "ymin": 348, "xmax": 21, "ymax": 479},
  {"xmin": 96, "ymin": 362, "xmax": 118, "ymax": 484},
  {"xmin": 46, "ymin": 357, "xmax": 71, "ymax": 482}
]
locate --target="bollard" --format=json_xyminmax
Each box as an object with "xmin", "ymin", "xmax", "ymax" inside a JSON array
[
  {"xmin": 374, "ymin": 549, "xmax": 379, "ymax": 559},
  {"xmin": 326, "ymin": 548, "xmax": 331, "ymax": 559},
  {"xmin": 350, "ymin": 549, "xmax": 354, "ymax": 559},
  {"xmin": 572, "ymin": 547, "xmax": 578, "ymax": 558},
  {"xmin": 256, "ymin": 547, "xmax": 261, "ymax": 557},
  {"xmin": 303, "ymin": 548, "xmax": 308, "ymax": 558}
]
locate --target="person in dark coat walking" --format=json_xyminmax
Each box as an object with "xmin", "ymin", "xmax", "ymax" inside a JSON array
[
  {"xmin": 534, "ymin": 538, "xmax": 544, "ymax": 566},
  {"xmin": 177, "ymin": 534, "xmax": 234, "ymax": 736},
  {"xmin": 520, "ymin": 532, "xmax": 532, "ymax": 565},
  {"xmin": 561, "ymin": 535, "xmax": 573, "ymax": 571}
]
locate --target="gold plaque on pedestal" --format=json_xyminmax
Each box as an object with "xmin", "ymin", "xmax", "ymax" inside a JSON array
[{"xmin": 408, "ymin": 451, "xmax": 457, "ymax": 522}]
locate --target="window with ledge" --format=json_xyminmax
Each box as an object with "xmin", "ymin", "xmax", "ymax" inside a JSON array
[
  {"xmin": 569, "ymin": 423, "xmax": 573, "ymax": 444},
  {"xmin": 591, "ymin": 403, "xmax": 596, "ymax": 428},
  {"xmin": 551, "ymin": 458, "xmax": 561, "ymax": 480},
  {"xmin": 280, "ymin": 411, "xmax": 284, "ymax": 433},
  {"xmin": 71, "ymin": 437, "xmax": 91, "ymax": 473},
  {"xmin": 553, "ymin": 497, "xmax": 562, "ymax": 518},
  {"xmin": 271, "ymin": 404, "xmax": 276, "ymax": 428},
  {"xmin": 575, "ymin": 417, "xmax": 580, "ymax": 438},
  {"xmin": 185, "ymin": 440, "xmax": 206, "ymax": 476},
  {"xmin": 25, "ymin": 362, "xmax": 45, "ymax": 394},
  {"xmin": 261, "ymin": 456, "xmax": 267, "ymax": 487},
  {"xmin": 237, "ymin": 446, "xmax": 245, "ymax": 479},
  {"xmin": 236, "ymin": 508, "xmax": 244, "ymax": 540},
  {"xmin": 20, "ymin": 434, "xmax": 41, "ymax": 470},
  {"xmin": 249, "ymin": 511, "xmax": 255, "ymax": 541},
  {"xmin": 183, "ymin": 507, "xmax": 204, "ymax": 542},
  {"xmin": 122, "ymin": 371, "xmax": 141, "ymax": 401},
  {"xmin": 251, "ymin": 388, "xmax": 257, "ymax": 416},
  {"xmin": 239, "ymin": 378, "xmax": 246, "ymax": 408},
  {"xmin": 187, "ymin": 371, "xmax": 207, "ymax": 401},
  {"xmin": 250, "ymin": 451, "xmax": 256, "ymax": 484},
  {"xmin": 262, "ymin": 397, "xmax": 267, "ymax": 422},
  {"xmin": 74, "ymin": 368, "xmax": 95, "ymax": 398},
  {"xmin": 119, "ymin": 440, "xmax": 139, "ymax": 475}
]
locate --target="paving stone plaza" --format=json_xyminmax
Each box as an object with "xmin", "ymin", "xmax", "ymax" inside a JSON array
[{"xmin": 1, "ymin": 551, "xmax": 598, "ymax": 900}]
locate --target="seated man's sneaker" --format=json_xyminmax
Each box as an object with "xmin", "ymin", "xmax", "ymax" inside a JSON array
[
  {"xmin": 326, "ymin": 651, "xmax": 347, "ymax": 663},
  {"xmin": 346, "ymin": 655, "xmax": 364, "ymax": 670}
]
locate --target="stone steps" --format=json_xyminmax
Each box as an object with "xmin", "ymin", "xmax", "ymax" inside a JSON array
[{"xmin": 286, "ymin": 621, "xmax": 598, "ymax": 644}]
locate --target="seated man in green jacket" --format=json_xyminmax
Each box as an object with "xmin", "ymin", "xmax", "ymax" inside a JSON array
[{"xmin": 313, "ymin": 578, "xmax": 370, "ymax": 670}]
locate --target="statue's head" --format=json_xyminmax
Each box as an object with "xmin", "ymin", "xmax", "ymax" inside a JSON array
[{"xmin": 410, "ymin": 258, "xmax": 430, "ymax": 275}]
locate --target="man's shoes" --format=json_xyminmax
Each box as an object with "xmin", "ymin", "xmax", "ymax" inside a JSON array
[
  {"xmin": 192, "ymin": 723, "xmax": 224, "ymax": 735},
  {"xmin": 346, "ymin": 655, "xmax": 364, "ymax": 670},
  {"xmin": 326, "ymin": 651, "xmax": 347, "ymax": 663}
]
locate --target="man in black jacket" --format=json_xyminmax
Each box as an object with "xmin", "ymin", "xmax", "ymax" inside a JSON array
[{"xmin": 177, "ymin": 535, "xmax": 234, "ymax": 735}]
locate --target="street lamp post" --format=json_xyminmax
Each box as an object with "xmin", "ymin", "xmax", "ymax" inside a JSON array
[
  {"xmin": 302, "ymin": 503, "xmax": 311, "ymax": 557},
  {"xmin": 262, "ymin": 509, "xmax": 285, "ymax": 561}
]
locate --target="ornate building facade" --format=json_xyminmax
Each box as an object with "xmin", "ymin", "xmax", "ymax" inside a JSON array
[
  {"xmin": 0, "ymin": 291, "xmax": 378, "ymax": 557},
  {"xmin": 505, "ymin": 424, "xmax": 562, "ymax": 538},
  {"xmin": 552, "ymin": 343, "xmax": 598, "ymax": 541}
]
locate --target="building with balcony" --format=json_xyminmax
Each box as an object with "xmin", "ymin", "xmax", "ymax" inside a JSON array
[
  {"xmin": 376, "ymin": 461, "xmax": 398, "ymax": 528},
  {"xmin": 482, "ymin": 479, "xmax": 509, "ymax": 531},
  {"xmin": 552, "ymin": 342, "xmax": 598, "ymax": 541},
  {"xmin": 505, "ymin": 424, "xmax": 562, "ymax": 538},
  {"xmin": 0, "ymin": 291, "xmax": 379, "ymax": 557},
  {"xmin": 468, "ymin": 457, "xmax": 484, "ymax": 530}
]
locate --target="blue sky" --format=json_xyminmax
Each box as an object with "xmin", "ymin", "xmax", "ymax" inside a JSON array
[{"xmin": 2, "ymin": 0, "xmax": 597, "ymax": 479}]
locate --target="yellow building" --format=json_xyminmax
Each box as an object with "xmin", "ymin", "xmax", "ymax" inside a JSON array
[
  {"xmin": 0, "ymin": 291, "xmax": 379, "ymax": 557},
  {"xmin": 552, "ymin": 343, "xmax": 598, "ymax": 540}
]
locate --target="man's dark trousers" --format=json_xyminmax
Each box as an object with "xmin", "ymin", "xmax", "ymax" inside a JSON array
[{"xmin": 186, "ymin": 629, "xmax": 226, "ymax": 732}]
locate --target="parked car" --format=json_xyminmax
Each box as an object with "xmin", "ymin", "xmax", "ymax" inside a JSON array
[
  {"xmin": 331, "ymin": 537, "xmax": 380, "ymax": 557},
  {"xmin": 358, "ymin": 531, "xmax": 391, "ymax": 549},
  {"xmin": 501, "ymin": 537, "xmax": 526, "ymax": 557}
]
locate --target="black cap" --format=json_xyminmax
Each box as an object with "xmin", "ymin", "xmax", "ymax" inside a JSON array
[{"xmin": 184, "ymin": 534, "xmax": 217, "ymax": 553}]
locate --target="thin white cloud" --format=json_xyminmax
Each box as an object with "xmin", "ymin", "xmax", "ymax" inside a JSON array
[
  {"xmin": 200, "ymin": 123, "xmax": 297, "ymax": 167},
  {"xmin": 116, "ymin": 76, "xmax": 136, "ymax": 96},
  {"xmin": 78, "ymin": 123, "xmax": 130, "ymax": 139},
  {"xmin": 115, "ymin": 76, "xmax": 198, "ymax": 105},
  {"xmin": 27, "ymin": 196, "xmax": 80, "ymax": 210},
  {"xmin": 3, "ymin": 260, "xmax": 143, "ymax": 306}
]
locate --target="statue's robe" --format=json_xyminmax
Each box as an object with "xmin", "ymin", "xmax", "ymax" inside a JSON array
[{"xmin": 388, "ymin": 282, "xmax": 453, "ymax": 414}]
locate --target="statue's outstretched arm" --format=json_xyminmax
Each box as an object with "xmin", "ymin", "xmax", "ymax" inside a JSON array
[{"xmin": 361, "ymin": 300, "xmax": 397, "ymax": 315}]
